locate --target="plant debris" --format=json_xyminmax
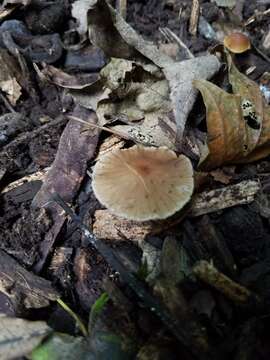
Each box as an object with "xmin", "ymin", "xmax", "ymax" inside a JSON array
[{"xmin": 1, "ymin": 1, "xmax": 270, "ymax": 359}]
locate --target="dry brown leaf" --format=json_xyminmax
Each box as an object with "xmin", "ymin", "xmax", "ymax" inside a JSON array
[
  {"xmin": 194, "ymin": 60, "xmax": 270, "ymax": 169},
  {"xmin": 87, "ymin": 0, "xmax": 220, "ymax": 148},
  {"xmin": 35, "ymin": 64, "xmax": 99, "ymax": 89},
  {"xmin": 0, "ymin": 50, "xmax": 22, "ymax": 105}
]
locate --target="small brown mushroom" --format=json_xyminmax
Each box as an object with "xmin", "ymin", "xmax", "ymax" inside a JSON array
[
  {"xmin": 92, "ymin": 145, "xmax": 194, "ymax": 221},
  {"xmin": 224, "ymin": 32, "xmax": 251, "ymax": 54}
]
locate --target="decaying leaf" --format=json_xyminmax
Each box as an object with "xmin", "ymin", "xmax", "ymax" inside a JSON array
[
  {"xmin": 163, "ymin": 56, "xmax": 220, "ymax": 147},
  {"xmin": 0, "ymin": 0, "xmax": 30, "ymax": 20},
  {"xmin": 0, "ymin": 50, "xmax": 22, "ymax": 105},
  {"xmin": 35, "ymin": 64, "xmax": 99, "ymax": 89},
  {"xmin": 0, "ymin": 248, "xmax": 58, "ymax": 310},
  {"xmin": 112, "ymin": 113, "xmax": 176, "ymax": 149},
  {"xmin": 0, "ymin": 316, "xmax": 51, "ymax": 360},
  {"xmin": 72, "ymin": 0, "xmax": 94, "ymax": 37},
  {"xmin": 95, "ymin": 57, "xmax": 177, "ymax": 147},
  {"xmin": 194, "ymin": 59, "xmax": 270, "ymax": 169},
  {"xmin": 86, "ymin": 0, "xmax": 220, "ymax": 148}
]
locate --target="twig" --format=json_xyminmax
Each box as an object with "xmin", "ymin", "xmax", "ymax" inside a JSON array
[
  {"xmin": 245, "ymin": 7, "xmax": 270, "ymax": 26},
  {"xmin": 193, "ymin": 260, "xmax": 261, "ymax": 306},
  {"xmin": 159, "ymin": 27, "xmax": 194, "ymax": 59},
  {"xmin": 0, "ymin": 91, "xmax": 16, "ymax": 113},
  {"xmin": 189, "ymin": 0, "xmax": 200, "ymax": 36},
  {"xmin": 116, "ymin": 0, "xmax": 127, "ymax": 19}
]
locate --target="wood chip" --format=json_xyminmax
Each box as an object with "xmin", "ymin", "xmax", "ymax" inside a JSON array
[
  {"xmin": 190, "ymin": 180, "xmax": 260, "ymax": 217},
  {"xmin": 189, "ymin": 0, "xmax": 200, "ymax": 36},
  {"xmin": 0, "ymin": 249, "xmax": 58, "ymax": 311},
  {"xmin": 93, "ymin": 210, "xmax": 154, "ymax": 243}
]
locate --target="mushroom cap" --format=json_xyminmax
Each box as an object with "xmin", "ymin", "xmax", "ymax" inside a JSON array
[
  {"xmin": 224, "ymin": 32, "xmax": 251, "ymax": 54},
  {"xmin": 92, "ymin": 145, "xmax": 194, "ymax": 221}
]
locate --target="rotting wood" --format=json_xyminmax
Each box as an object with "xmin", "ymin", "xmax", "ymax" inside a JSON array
[
  {"xmin": 193, "ymin": 260, "xmax": 261, "ymax": 306},
  {"xmin": 32, "ymin": 107, "xmax": 100, "ymax": 273},
  {"xmin": 0, "ymin": 249, "xmax": 58, "ymax": 312},
  {"xmin": 190, "ymin": 180, "xmax": 260, "ymax": 217},
  {"xmin": 1, "ymin": 168, "xmax": 48, "ymax": 194},
  {"xmin": 93, "ymin": 209, "xmax": 154, "ymax": 243}
]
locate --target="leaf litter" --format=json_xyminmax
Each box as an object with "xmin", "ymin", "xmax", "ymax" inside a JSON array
[{"xmin": 2, "ymin": 0, "xmax": 270, "ymax": 359}]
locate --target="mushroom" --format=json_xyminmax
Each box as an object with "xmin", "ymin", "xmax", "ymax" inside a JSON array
[
  {"xmin": 223, "ymin": 32, "xmax": 251, "ymax": 54},
  {"xmin": 92, "ymin": 145, "xmax": 194, "ymax": 221}
]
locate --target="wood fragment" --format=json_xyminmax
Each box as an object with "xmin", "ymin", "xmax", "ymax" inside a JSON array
[
  {"xmin": 189, "ymin": 0, "xmax": 200, "ymax": 36},
  {"xmin": 193, "ymin": 260, "xmax": 260, "ymax": 305},
  {"xmin": 0, "ymin": 249, "xmax": 58, "ymax": 312},
  {"xmin": 93, "ymin": 210, "xmax": 154, "ymax": 243},
  {"xmin": 116, "ymin": 0, "xmax": 127, "ymax": 19},
  {"xmin": 2, "ymin": 168, "xmax": 48, "ymax": 194},
  {"xmin": 190, "ymin": 180, "xmax": 260, "ymax": 217},
  {"xmin": 95, "ymin": 135, "xmax": 125, "ymax": 161},
  {"xmin": 32, "ymin": 108, "xmax": 100, "ymax": 272}
]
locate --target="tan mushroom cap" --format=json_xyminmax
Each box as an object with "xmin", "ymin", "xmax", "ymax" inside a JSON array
[
  {"xmin": 224, "ymin": 32, "xmax": 251, "ymax": 54},
  {"xmin": 92, "ymin": 145, "xmax": 194, "ymax": 221}
]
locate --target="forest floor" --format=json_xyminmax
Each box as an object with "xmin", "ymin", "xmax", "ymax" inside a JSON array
[{"xmin": 1, "ymin": 0, "xmax": 270, "ymax": 359}]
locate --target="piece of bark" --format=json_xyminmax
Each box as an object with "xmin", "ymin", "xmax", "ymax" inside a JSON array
[
  {"xmin": 0, "ymin": 249, "xmax": 58, "ymax": 312},
  {"xmin": 95, "ymin": 135, "xmax": 125, "ymax": 161},
  {"xmin": 74, "ymin": 248, "xmax": 109, "ymax": 311},
  {"xmin": 189, "ymin": 0, "xmax": 200, "ymax": 36},
  {"xmin": 190, "ymin": 180, "xmax": 260, "ymax": 217},
  {"xmin": 49, "ymin": 247, "xmax": 73, "ymax": 289},
  {"xmin": 32, "ymin": 107, "xmax": 100, "ymax": 272},
  {"xmin": 0, "ymin": 116, "xmax": 66, "ymax": 176},
  {"xmin": 93, "ymin": 209, "xmax": 154, "ymax": 243},
  {"xmin": 0, "ymin": 185, "xmax": 51, "ymax": 267},
  {"xmin": 2, "ymin": 168, "xmax": 48, "ymax": 194}
]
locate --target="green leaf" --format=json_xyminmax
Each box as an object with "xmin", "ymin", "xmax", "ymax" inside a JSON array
[
  {"xmin": 31, "ymin": 333, "xmax": 92, "ymax": 360},
  {"xmin": 88, "ymin": 293, "xmax": 109, "ymax": 334}
]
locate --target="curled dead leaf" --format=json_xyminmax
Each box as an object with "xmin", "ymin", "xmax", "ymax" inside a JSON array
[{"xmin": 194, "ymin": 59, "xmax": 270, "ymax": 169}]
